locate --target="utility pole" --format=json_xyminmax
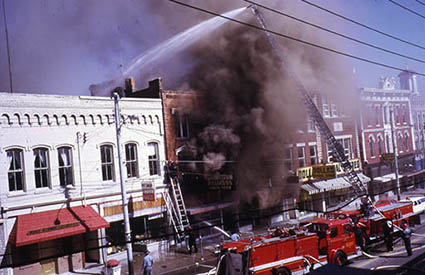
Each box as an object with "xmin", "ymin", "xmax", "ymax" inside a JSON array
[
  {"xmin": 113, "ymin": 92, "xmax": 134, "ymax": 275},
  {"xmin": 389, "ymin": 106, "xmax": 401, "ymax": 200}
]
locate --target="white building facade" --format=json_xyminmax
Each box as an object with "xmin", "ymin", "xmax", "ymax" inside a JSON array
[{"xmin": 0, "ymin": 93, "xmax": 166, "ymax": 275}]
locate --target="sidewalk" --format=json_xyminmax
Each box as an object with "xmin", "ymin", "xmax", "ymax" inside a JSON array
[{"xmin": 63, "ymin": 238, "xmax": 220, "ymax": 275}]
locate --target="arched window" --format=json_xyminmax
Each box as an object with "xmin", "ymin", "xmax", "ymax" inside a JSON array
[
  {"xmin": 34, "ymin": 148, "xmax": 50, "ymax": 188},
  {"xmin": 100, "ymin": 145, "xmax": 115, "ymax": 181},
  {"xmin": 377, "ymin": 135, "xmax": 384, "ymax": 156},
  {"xmin": 404, "ymin": 133, "xmax": 410, "ymax": 152},
  {"xmin": 58, "ymin": 147, "xmax": 73, "ymax": 186},
  {"xmin": 369, "ymin": 136, "xmax": 375, "ymax": 157},
  {"xmin": 125, "ymin": 143, "xmax": 138, "ymax": 178},
  {"xmin": 398, "ymin": 133, "xmax": 403, "ymax": 152},
  {"xmin": 7, "ymin": 149, "xmax": 25, "ymax": 191},
  {"xmin": 386, "ymin": 135, "xmax": 391, "ymax": 153},
  {"xmin": 148, "ymin": 142, "xmax": 160, "ymax": 176},
  {"xmin": 402, "ymin": 105, "xmax": 407, "ymax": 123}
]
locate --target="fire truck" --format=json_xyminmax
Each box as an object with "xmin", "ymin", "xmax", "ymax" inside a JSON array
[
  {"xmin": 330, "ymin": 199, "xmax": 421, "ymax": 246},
  {"xmin": 215, "ymin": 218, "xmax": 360, "ymax": 275}
]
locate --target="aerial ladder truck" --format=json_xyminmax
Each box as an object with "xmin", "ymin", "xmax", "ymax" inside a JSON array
[{"xmin": 250, "ymin": 5, "xmax": 369, "ymax": 212}]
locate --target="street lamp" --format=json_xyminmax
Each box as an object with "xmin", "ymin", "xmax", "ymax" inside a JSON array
[{"xmin": 389, "ymin": 106, "xmax": 401, "ymax": 200}]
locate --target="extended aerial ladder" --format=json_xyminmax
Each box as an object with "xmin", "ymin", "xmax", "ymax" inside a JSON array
[
  {"xmin": 250, "ymin": 6, "xmax": 368, "ymax": 209},
  {"xmin": 163, "ymin": 163, "xmax": 191, "ymax": 242}
]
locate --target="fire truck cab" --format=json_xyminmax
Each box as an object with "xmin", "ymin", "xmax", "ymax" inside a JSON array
[{"xmin": 216, "ymin": 218, "xmax": 358, "ymax": 275}]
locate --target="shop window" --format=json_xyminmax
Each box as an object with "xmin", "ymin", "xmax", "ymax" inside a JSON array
[
  {"xmin": 7, "ymin": 149, "xmax": 24, "ymax": 191},
  {"xmin": 58, "ymin": 147, "xmax": 74, "ymax": 186},
  {"xmin": 34, "ymin": 148, "xmax": 50, "ymax": 188},
  {"xmin": 125, "ymin": 143, "xmax": 139, "ymax": 178},
  {"xmin": 148, "ymin": 142, "xmax": 160, "ymax": 176},
  {"xmin": 100, "ymin": 145, "xmax": 115, "ymax": 181}
]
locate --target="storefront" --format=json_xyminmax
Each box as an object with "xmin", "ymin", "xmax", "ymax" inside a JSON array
[{"xmin": 8, "ymin": 205, "xmax": 109, "ymax": 275}]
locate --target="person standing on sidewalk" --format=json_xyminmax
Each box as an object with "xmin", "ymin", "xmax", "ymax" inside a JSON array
[
  {"xmin": 401, "ymin": 221, "xmax": 412, "ymax": 256},
  {"xmin": 142, "ymin": 250, "xmax": 154, "ymax": 275},
  {"xmin": 186, "ymin": 226, "xmax": 198, "ymax": 254}
]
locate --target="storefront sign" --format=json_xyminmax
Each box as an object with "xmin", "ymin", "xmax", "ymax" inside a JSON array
[
  {"xmin": 141, "ymin": 181, "xmax": 155, "ymax": 201},
  {"xmin": 296, "ymin": 166, "xmax": 313, "ymax": 182},
  {"xmin": 207, "ymin": 175, "xmax": 234, "ymax": 191},
  {"xmin": 312, "ymin": 165, "xmax": 337, "ymax": 179},
  {"xmin": 381, "ymin": 153, "xmax": 395, "ymax": 162}
]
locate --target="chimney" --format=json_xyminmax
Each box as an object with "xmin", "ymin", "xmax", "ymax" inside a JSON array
[
  {"xmin": 148, "ymin": 78, "xmax": 163, "ymax": 93},
  {"xmin": 125, "ymin": 77, "xmax": 135, "ymax": 94}
]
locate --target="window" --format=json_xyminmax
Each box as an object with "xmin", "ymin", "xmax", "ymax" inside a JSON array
[
  {"xmin": 402, "ymin": 105, "xmax": 407, "ymax": 123},
  {"xmin": 7, "ymin": 149, "xmax": 24, "ymax": 191},
  {"xmin": 331, "ymin": 101, "xmax": 337, "ymax": 117},
  {"xmin": 395, "ymin": 106, "xmax": 400, "ymax": 124},
  {"xmin": 309, "ymin": 145, "xmax": 317, "ymax": 165},
  {"xmin": 297, "ymin": 146, "xmax": 306, "ymax": 167},
  {"xmin": 398, "ymin": 133, "xmax": 403, "ymax": 152},
  {"xmin": 175, "ymin": 110, "xmax": 189, "ymax": 139},
  {"xmin": 386, "ymin": 135, "xmax": 391, "ymax": 153},
  {"xmin": 384, "ymin": 106, "xmax": 388, "ymax": 125},
  {"xmin": 125, "ymin": 143, "xmax": 139, "ymax": 178},
  {"xmin": 307, "ymin": 115, "xmax": 315, "ymax": 132},
  {"xmin": 404, "ymin": 133, "xmax": 410, "ymax": 152},
  {"xmin": 148, "ymin": 143, "xmax": 160, "ymax": 176},
  {"xmin": 369, "ymin": 136, "xmax": 375, "ymax": 157},
  {"xmin": 377, "ymin": 136, "xmax": 384, "ymax": 156},
  {"xmin": 100, "ymin": 145, "xmax": 114, "ymax": 181},
  {"xmin": 375, "ymin": 106, "xmax": 380, "ymax": 125},
  {"xmin": 34, "ymin": 148, "xmax": 50, "ymax": 188},
  {"xmin": 284, "ymin": 147, "xmax": 293, "ymax": 171},
  {"xmin": 322, "ymin": 96, "xmax": 330, "ymax": 117},
  {"xmin": 58, "ymin": 147, "xmax": 73, "ymax": 186}
]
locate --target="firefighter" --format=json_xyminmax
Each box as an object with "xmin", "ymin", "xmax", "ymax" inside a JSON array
[
  {"xmin": 186, "ymin": 226, "xmax": 198, "ymax": 254},
  {"xmin": 401, "ymin": 221, "xmax": 412, "ymax": 256},
  {"xmin": 383, "ymin": 220, "xmax": 393, "ymax": 252}
]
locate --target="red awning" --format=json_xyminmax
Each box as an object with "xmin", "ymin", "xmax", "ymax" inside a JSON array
[{"xmin": 15, "ymin": 205, "xmax": 109, "ymax": 247}]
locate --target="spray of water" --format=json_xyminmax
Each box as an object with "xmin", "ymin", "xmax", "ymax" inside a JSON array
[
  {"xmin": 202, "ymin": 220, "xmax": 230, "ymax": 238},
  {"xmin": 123, "ymin": 7, "xmax": 246, "ymax": 76}
]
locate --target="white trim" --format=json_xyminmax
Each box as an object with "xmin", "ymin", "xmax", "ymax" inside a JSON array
[
  {"xmin": 249, "ymin": 256, "xmax": 304, "ymax": 272},
  {"xmin": 296, "ymin": 143, "xmax": 306, "ymax": 147},
  {"xmin": 308, "ymin": 142, "xmax": 317, "ymax": 146}
]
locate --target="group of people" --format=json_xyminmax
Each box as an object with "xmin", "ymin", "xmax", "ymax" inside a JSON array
[{"xmin": 383, "ymin": 219, "xmax": 412, "ymax": 256}]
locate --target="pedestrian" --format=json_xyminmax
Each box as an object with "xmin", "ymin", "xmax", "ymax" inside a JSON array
[
  {"xmin": 186, "ymin": 226, "xmax": 198, "ymax": 254},
  {"xmin": 383, "ymin": 220, "xmax": 393, "ymax": 252},
  {"xmin": 142, "ymin": 250, "xmax": 154, "ymax": 275},
  {"xmin": 401, "ymin": 221, "xmax": 412, "ymax": 256}
]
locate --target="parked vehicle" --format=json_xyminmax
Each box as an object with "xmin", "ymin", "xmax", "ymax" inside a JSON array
[
  {"xmin": 214, "ymin": 218, "xmax": 360, "ymax": 275},
  {"xmin": 400, "ymin": 196, "xmax": 425, "ymax": 215}
]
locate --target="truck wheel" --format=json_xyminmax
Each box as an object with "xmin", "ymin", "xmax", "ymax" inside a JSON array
[
  {"xmin": 334, "ymin": 251, "xmax": 348, "ymax": 266},
  {"xmin": 272, "ymin": 267, "xmax": 290, "ymax": 275}
]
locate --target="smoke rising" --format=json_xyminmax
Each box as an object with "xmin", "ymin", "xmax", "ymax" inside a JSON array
[{"xmin": 176, "ymin": 3, "xmax": 357, "ymax": 208}]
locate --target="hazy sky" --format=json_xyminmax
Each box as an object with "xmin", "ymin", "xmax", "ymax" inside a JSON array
[{"xmin": 0, "ymin": 0, "xmax": 424, "ymax": 95}]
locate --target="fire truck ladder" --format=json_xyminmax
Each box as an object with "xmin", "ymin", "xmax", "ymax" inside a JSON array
[
  {"xmin": 251, "ymin": 6, "xmax": 367, "ymax": 201},
  {"xmin": 168, "ymin": 175, "xmax": 191, "ymax": 240},
  {"xmin": 163, "ymin": 191, "xmax": 183, "ymax": 240}
]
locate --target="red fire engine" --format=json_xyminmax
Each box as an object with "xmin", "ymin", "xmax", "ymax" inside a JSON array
[
  {"xmin": 215, "ymin": 218, "xmax": 360, "ymax": 275},
  {"xmin": 330, "ymin": 199, "xmax": 421, "ymax": 246}
]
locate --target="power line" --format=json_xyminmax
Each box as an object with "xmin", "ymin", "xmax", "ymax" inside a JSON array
[
  {"xmin": 168, "ymin": 0, "xmax": 425, "ymax": 77},
  {"xmin": 300, "ymin": 0, "xmax": 425, "ymax": 51},
  {"xmin": 244, "ymin": 0, "xmax": 425, "ymax": 64},
  {"xmin": 389, "ymin": 0, "xmax": 425, "ymax": 20},
  {"xmin": 417, "ymin": 0, "xmax": 425, "ymax": 7}
]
